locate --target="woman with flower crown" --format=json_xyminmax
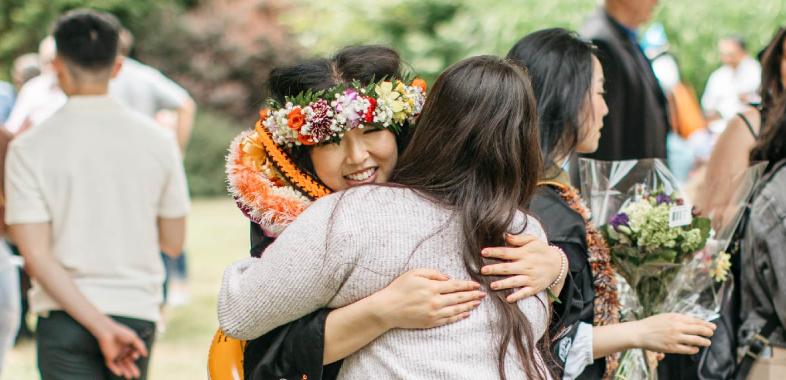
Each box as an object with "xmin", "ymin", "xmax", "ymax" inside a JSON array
[
  {"xmin": 210, "ymin": 46, "xmax": 566, "ymax": 380},
  {"xmin": 217, "ymin": 54, "xmax": 566, "ymax": 379},
  {"xmin": 507, "ymin": 28, "xmax": 718, "ymax": 380}
]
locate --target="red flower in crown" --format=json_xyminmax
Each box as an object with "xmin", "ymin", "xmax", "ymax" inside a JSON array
[{"xmin": 363, "ymin": 97, "xmax": 377, "ymax": 123}]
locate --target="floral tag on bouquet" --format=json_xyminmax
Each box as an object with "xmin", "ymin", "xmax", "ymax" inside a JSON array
[{"xmin": 668, "ymin": 205, "xmax": 693, "ymax": 228}]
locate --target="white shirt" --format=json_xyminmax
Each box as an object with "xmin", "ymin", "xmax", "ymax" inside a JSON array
[
  {"xmin": 109, "ymin": 58, "xmax": 189, "ymax": 118},
  {"xmin": 701, "ymin": 56, "xmax": 761, "ymax": 131},
  {"xmin": 4, "ymin": 74, "xmax": 66, "ymax": 134},
  {"xmin": 4, "ymin": 95, "xmax": 190, "ymax": 322}
]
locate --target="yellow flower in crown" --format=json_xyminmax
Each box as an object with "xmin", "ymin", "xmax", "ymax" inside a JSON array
[{"xmin": 374, "ymin": 81, "xmax": 407, "ymax": 125}]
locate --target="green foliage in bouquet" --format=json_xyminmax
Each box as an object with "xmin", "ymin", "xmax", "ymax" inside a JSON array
[{"xmin": 601, "ymin": 190, "xmax": 711, "ymax": 317}]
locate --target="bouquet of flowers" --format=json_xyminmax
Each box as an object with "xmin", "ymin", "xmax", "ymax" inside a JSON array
[
  {"xmin": 601, "ymin": 188, "xmax": 713, "ymax": 317},
  {"xmin": 580, "ymin": 158, "xmax": 739, "ymax": 380}
]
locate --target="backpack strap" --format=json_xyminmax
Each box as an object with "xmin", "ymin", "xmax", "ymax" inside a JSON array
[{"xmin": 735, "ymin": 317, "xmax": 780, "ymax": 380}]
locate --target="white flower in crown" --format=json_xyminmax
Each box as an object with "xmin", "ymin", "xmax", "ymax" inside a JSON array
[{"xmin": 259, "ymin": 78, "xmax": 427, "ymax": 146}]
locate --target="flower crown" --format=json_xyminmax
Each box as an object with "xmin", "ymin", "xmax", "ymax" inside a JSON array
[
  {"xmin": 261, "ymin": 78, "xmax": 427, "ymax": 147},
  {"xmin": 227, "ymin": 77, "xmax": 427, "ymax": 236}
]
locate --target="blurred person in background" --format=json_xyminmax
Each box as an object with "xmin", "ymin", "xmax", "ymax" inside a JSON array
[
  {"xmin": 4, "ymin": 37, "xmax": 66, "ymax": 135},
  {"xmin": 580, "ymin": 0, "xmax": 670, "ymax": 160},
  {"xmin": 12, "ymin": 53, "xmax": 42, "ymax": 91},
  {"xmin": 0, "ymin": 53, "xmax": 39, "ymax": 123},
  {"xmin": 3, "ymin": 53, "xmax": 42, "ymax": 346},
  {"xmin": 697, "ymin": 27, "xmax": 786, "ymax": 226},
  {"xmin": 701, "ymin": 36, "xmax": 761, "ymax": 134},
  {"xmin": 5, "ymin": 9, "xmax": 189, "ymax": 379}
]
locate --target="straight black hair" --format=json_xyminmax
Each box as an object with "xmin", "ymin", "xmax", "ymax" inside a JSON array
[
  {"xmin": 506, "ymin": 28, "xmax": 597, "ymax": 173},
  {"xmin": 52, "ymin": 8, "xmax": 120, "ymax": 71}
]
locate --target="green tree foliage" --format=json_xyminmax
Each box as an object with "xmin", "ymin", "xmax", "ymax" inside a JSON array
[
  {"xmin": 0, "ymin": 0, "xmax": 197, "ymax": 80},
  {"xmin": 283, "ymin": 0, "xmax": 785, "ymax": 93}
]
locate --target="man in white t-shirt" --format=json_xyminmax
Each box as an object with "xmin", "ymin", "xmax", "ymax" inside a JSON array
[
  {"xmin": 701, "ymin": 36, "xmax": 761, "ymax": 133},
  {"xmin": 5, "ymin": 9, "xmax": 189, "ymax": 379}
]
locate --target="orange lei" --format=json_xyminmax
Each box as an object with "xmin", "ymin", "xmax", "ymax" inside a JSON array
[{"xmin": 540, "ymin": 181, "xmax": 621, "ymax": 379}]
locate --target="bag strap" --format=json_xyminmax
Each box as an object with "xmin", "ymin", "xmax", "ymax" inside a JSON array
[
  {"xmin": 734, "ymin": 317, "xmax": 781, "ymax": 380},
  {"xmin": 737, "ymin": 112, "xmax": 758, "ymax": 140}
]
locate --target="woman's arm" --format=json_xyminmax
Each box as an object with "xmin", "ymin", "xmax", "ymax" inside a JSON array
[
  {"xmin": 697, "ymin": 109, "xmax": 759, "ymax": 227},
  {"xmin": 593, "ymin": 313, "xmax": 715, "ymax": 358},
  {"xmin": 218, "ymin": 195, "xmax": 353, "ymax": 340},
  {"xmin": 323, "ymin": 269, "xmax": 484, "ymax": 364}
]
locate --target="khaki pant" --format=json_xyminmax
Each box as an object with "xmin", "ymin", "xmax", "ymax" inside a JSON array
[{"xmin": 748, "ymin": 346, "xmax": 786, "ymax": 380}]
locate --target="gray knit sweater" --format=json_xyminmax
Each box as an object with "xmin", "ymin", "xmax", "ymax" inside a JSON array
[{"xmin": 217, "ymin": 186, "xmax": 552, "ymax": 379}]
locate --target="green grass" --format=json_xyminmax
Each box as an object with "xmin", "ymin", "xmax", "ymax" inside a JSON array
[{"xmin": 4, "ymin": 198, "xmax": 249, "ymax": 380}]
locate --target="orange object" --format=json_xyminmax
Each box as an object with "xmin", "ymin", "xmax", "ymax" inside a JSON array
[
  {"xmin": 207, "ymin": 329, "xmax": 246, "ymax": 380},
  {"xmin": 287, "ymin": 107, "xmax": 305, "ymax": 130},
  {"xmin": 411, "ymin": 78, "xmax": 427, "ymax": 93},
  {"xmin": 258, "ymin": 108, "xmax": 270, "ymax": 122},
  {"xmin": 670, "ymin": 82, "xmax": 706, "ymax": 139}
]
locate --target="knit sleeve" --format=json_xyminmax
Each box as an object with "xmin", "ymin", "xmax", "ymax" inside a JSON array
[{"xmin": 217, "ymin": 193, "xmax": 358, "ymax": 340}]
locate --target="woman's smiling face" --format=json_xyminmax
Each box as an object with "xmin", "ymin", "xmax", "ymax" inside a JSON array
[{"xmin": 309, "ymin": 127, "xmax": 398, "ymax": 191}]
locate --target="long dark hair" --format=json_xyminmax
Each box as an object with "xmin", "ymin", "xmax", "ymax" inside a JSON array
[
  {"xmin": 751, "ymin": 27, "xmax": 786, "ymax": 168},
  {"xmin": 506, "ymin": 28, "xmax": 596, "ymax": 173},
  {"xmin": 392, "ymin": 55, "xmax": 547, "ymax": 379},
  {"xmin": 751, "ymin": 98, "xmax": 786, "ymax": 165},
  {"xmin": 267, "ymin": 45, "xmax": 410, "ymax": 180},
  {"xmin": 759, "ymin": 27, "xmax": 786, "ymax": 115}
]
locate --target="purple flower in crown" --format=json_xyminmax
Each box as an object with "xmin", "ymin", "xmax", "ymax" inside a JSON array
[
  {"xmin": 610, "ymin": 212, "xmax": 630, "ymax": 230},
  {"xmin": 333, "ymin": 89, "xmax": 365, "ymax": 129},
  {"xmin": 655, "ymin": 193, "xmax": 671, "ymax": 205},
  {"xmin": 304, "ymin": 99, "xmax": 334, "ymax": 143}
]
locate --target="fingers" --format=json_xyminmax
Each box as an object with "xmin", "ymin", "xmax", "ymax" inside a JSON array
[
  {"xmin": 481, "ymin": 246, "xmax": 523, "ymax": 261},
  {"xmin": 480, "ymin": 262, "xmax": 518, "ymax": 276},
  {"xmin": 105, "ymin": 359, "xmax": 125, "ymax": 378},
  {"xmin": 677, "ymin": 334, "xmax": 713, "ymax": 348},
  {"xmin": 433, "ymin": 311, "xmax": 472, "ymax": 327},
  {"xmin": 490, "ymin": 275, "xmax": 530, "ymax": 291},
  {"xmin": 504, "ymin": 233, "xmax": 539, "ymax": 247},
  {"xmin": 128, "ymin": 335, "xmax": 149, "ymax": 358},
  {"xmin": 409, "ymin": 268, "xmax": 449, "ymax": 281},
  {"xmin": 434, "ymin": 300, "xmax": 482, "ymax": 319},
  {"xmin": 506, "ymin": 287, "xmax": 537, "ymax": 303},
  {"xmin": 437, "ymin": 290, "xmax": 486, "ymax": 307},
  {"xmin": 681, "ymin": 322, "xmax": 716, "ymax": 338},
  {"xmin": 433, "ymin": 279, "xmax": 481, "ymax": 294},
  {"xmin": 670, "ymin": 344, "xmax": 701, "ymax": 355},
  {"xmin": 116, "ymin": 357, "xmax": 140, "ymax": 380}
]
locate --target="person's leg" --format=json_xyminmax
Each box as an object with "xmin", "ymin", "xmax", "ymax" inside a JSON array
[
  {"xmin": 173, "ymin": 251, "xmax": 187, "ymax": 280},
  {"xmin": 0, "ymin": 262, "xmax": 20, "ymax": 376},
  {"xmin": 160, "ymin": 252, "xmax": 171, "ymax": 304},
  {"xmin": 36, "ymin": 311, "xmax": 108, "ymax": 380},
  {"xmin": 105, "ymin": 315, "xmax": 156, "ymax": 380}
]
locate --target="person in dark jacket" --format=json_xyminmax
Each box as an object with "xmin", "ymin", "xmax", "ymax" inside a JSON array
[
  {"xmin": 508, "ymin": 28, "xmax": 715, "ymax": 380},
  {"xmin": 580, "ymin": 0, "xmax": 670, "ymax": 160}
]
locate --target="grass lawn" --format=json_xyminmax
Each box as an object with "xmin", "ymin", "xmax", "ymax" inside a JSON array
[{"xmin": 4, "ymin": 198, "xmax": 249, "ymax": 380}]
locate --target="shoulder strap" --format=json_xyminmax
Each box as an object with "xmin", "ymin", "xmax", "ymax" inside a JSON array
[
  {"xmin": 735, "ymin": 317, "xmax": 781, "ymax": 380},
  {"xmin": 737, "ymin": 112, "xmax": 758, "ymax": 139}
]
